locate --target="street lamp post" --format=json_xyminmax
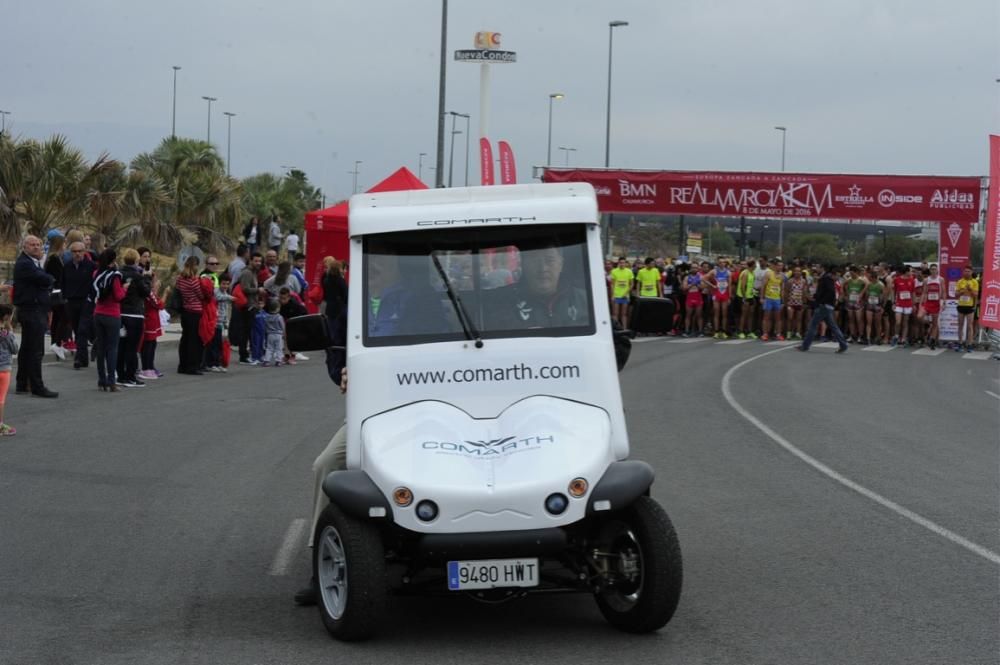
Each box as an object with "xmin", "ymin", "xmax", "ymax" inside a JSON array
[
  {"xmin": 171, "ymin": 66, "xmax": 181, "ymax": 138},
  {"xmin": 202, "ymin": 96, "xmax": 217, "ymax": 143},
  {"xmin": 223, "ymin": 112, "xmax": 236, "ymax": 176},
  {"xmin": 350, "ymin": 160, "xmax": 362, "ymax": 194},
  {"xmin": 448, "ymin": 111, "xmax": 471, "ymax": 186},
  {"xmin": 547, "ymin": 93, "xmax": 564, "ymax": 166},
  {"xmin": 774, "ymin": 125, "xmax": 787, "ymax": 258},
  {"xmin": 449, "ymin": 128, "xmax": 463, "ymax": 188},
  {"xmin": 759, "ymin": 224, "xmax": 769, "ymax": 251},
  {"xmin": 0, "ymin": 110, "xmax": 10, "ymax": 135},
  {"xmin": 418, "ymin": 152, "xmax": 427, "ymax": 182},
  {"xmin": 557, "ymin": 146, "xmax": 577, "ymax": 166},
  {"xmin": 605, "ymin": 20, "xmax": 629, "ymax": 167}
]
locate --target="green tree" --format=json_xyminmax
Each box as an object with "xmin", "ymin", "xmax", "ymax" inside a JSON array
[
  {"xmin": 130, "ymin": 137, "xmax": 242, "ymax": 252},
  {"xmin": 787, "ymin": 233, "xmax": 842, "ymax": 264},
  {"xmin": 241, "ymin": 168, "xmax": 322, "ymax": 232},
  {"xmin": 704, "ymin": 225, "xmax": 736, "ymax": 257}
]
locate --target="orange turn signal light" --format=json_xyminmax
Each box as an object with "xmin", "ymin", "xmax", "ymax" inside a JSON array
[
  {"xmin": 393, "ymin": 487, "xmax": 414, "ymax": 507},
  {"xmin": 568, "ymin": 478, "xmax": 589, "ymax": 498}
]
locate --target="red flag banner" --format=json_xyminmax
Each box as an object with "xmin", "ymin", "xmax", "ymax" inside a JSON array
[
  {"xmin": 981, "ymin": 135, "xmax": 1000, "ymax": 330},
  {"xmin": 498, "ymin": 140, "xmax": 516, "ymax": 185},
  {"xmin": 480, "ymin": 138, "xmax": 495, "ymax": 186},
  {"xmin": 542, "ymin": 168, "xmax": 981, "ymax": 224}
]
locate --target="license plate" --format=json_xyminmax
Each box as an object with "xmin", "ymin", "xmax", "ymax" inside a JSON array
[{"xmin": 447, "ymin": 558, "xmax": 539, "ymax": 590}]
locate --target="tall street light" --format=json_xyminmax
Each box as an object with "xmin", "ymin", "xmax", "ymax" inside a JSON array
[
  {"xmin": 418, "ymin": 152, "xmax": 428, "ymax": 182},
  {"xmin": 434, "ymin": 0, "xmax": 448, "ymax": 188},
  {"xmin": 350, "ymin": 160, "xmax": 362, "ymax": 194},
  {"xmin": 759, "ymin": 224, "xmax": 769, "ymax": 251},
  {"xmin": 774, "ymin": 125, "xmax": 787, "ymax": 258},
  {"xmin": 558, "ymin": 146, "xmax": 577, "ymax": 166},
  {"xmin": 0, "ymin": 110, "xmax": 10, "ymax": 135},
  {"xmin": 223, "ymin": 112, "xmax": 236, "ymax": 176},
  {"xmin": 449, "ymin": 111, "xmax": 470, "ymax": 186},
  {"xmin": 605, "ymin": 20, "xmax": 629, "ymax": 167},
  {"xmin": 202, "ymin": 96, "xmax": 217, "ymax": 144},
  {"xmin": 171, "ymin": 66, "xmax": 181, "ymax": 138},
  {"xmin": 547, "ymin": 93, "xmax": 564, "ymax": 166}
]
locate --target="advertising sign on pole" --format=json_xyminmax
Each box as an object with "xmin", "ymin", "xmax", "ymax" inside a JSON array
[
  {"xmin": 498, "ymin": 140, "xmax": 516, "ymax": 185},
  {"xmin": 685, "ymin": 231, "xmax": 703, "ymax": 256},
  {"xmin": 980, "ymin": 135, "xmax": 1000, "ymax": 330},
  {"xmin": 480, "ymin": 138, "xmax": 495, "ymax": 186}
]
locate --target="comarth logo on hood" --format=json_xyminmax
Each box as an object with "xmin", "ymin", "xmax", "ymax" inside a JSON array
[{"xmin": 421, "ymin": 434, "xmax": 555, "ymax": 457}]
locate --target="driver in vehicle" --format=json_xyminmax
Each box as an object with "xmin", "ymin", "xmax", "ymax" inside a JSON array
[{"xmin": 483, "ymin": 243, "xmax": 589, "ymax": 330}]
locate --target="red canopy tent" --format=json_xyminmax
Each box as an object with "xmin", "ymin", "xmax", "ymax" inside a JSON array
[{"xmin": 303, "ymin": 167, "xmax": 428, "ymax": 308}]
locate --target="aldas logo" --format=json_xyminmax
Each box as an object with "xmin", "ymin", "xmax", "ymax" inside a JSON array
[
  {"xmin": 930, "ymin": 189, "xmax": 975, "ymax": 210},
  {"xmin": 593, "ymin": 185, "xmax": 612, "ymax": 196},
  {"xmin": 422, "ymin": 434, "xmax": 555, "ymax": 458},
  {"xmin": 618, "ymin": 180, "xmax": 657, "ymax": 205}
]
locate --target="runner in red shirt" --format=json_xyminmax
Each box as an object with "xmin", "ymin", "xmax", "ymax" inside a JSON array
[
  {"xmin": 920, "ymin": 264, "xmax": 944, "ymax": 350},
  {"xmin": 890, "ymin": 265, "xmax": 916, "ymax": 347}
]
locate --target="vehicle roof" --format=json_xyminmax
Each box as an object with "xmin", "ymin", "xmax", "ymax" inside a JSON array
[{"xmin": 348, "ymin": 182, "xmax": 598, "ymax": 236}]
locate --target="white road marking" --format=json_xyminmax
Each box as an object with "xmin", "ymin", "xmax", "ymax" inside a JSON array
[
  {"xmin": 268, "ymin": 518, "xmax": 308, "ymax": 576},
  {"xmin": 669, "ymin": 337, "xmax": 713, "ymax": 344},
  {"xmin": 815, "ymin": 342, "xmax": 840, "ymax": 349},
  {"xmin": 721, "ymin": 347, "xmax": 1000, "ymax": 567},
  {"xmin": 717, "ymin": 339, "xmax": 753, "ymax": 345},
  {"xmin": 762, "ymin": 340, "xmax": 798, "ymax": 346},
  {"xmin": 962, "ymin": 352, "xmax": 992, "ymax": 361},
  {"xmin": 986, "ymin": 391, "xmax": 1000, "ymax": 401},
  {"xmin": 911, "ymin": 349, "xmax": 946, "ymax": 356},
  {"xmin": 632, "ymin": 336, "xmax": 671, "ymax": 344},
  {"xmin": 862, "ymin": 345, "xmax": 894, "ymax": 352}
]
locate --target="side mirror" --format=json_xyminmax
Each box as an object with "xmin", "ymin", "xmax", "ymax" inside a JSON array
[
  {"xmin": 612, "ymin": 321, "xmax": 632, "ymax": 372},
  {"xmin": 286, "ymin": 314, "xmax": 331, "ymax": 352}
]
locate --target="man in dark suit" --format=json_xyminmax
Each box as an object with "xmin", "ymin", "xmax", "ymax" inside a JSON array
[{"xmin": 13, "ymin": 235, "xmax": 58, "ymax": 397}]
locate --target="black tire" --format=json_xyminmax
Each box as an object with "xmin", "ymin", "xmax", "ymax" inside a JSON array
[
  {"xmin": 594, "ymin": 496, "xmax": 682, "ymax": 633},
  {"xmin": 312, "ymin": 503, "xmax": 387, "ymax": 641}
]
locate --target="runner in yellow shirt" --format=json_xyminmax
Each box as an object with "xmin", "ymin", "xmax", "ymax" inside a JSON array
[
  {"xmin": 955, "ymin": 265, "xmax": 979, "ymax": 352},
  {"xmin": 635, "ymin": 257, "xmax": 663, "ymax": 298},
  {"xmin": 609, "ymin": 256, "xmax": 634, "ymax": 327}
]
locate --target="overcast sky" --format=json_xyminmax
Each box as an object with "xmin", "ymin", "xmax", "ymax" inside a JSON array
[{"xmin": 4, "ymin": 0, "xmax": 999, "ymax": 204}]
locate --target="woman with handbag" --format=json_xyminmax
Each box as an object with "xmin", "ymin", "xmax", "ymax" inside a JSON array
[{"xmin": 92, "ymin": 249, "xmax": 126, "ymax": 392}]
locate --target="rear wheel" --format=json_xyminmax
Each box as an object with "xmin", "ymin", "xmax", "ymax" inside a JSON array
[
  {"xmin": 313, "ymin": 504, "xmax": 387, "ymax": 641},
  {"xmin": 593, "ymin": 496, "xmax": 682, "ymax": 633}
]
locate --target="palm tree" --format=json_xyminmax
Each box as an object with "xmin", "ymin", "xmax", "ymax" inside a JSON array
[{"xmin": 130, "ymin": 137, "xmax": 242, "ymax": 252}]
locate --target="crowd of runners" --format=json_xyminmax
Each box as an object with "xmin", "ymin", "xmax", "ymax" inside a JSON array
[{"xmin": 607, "ymin": 256, "xmax": 985, "ymax": 352}]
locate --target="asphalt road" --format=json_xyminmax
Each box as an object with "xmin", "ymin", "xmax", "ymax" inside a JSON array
[{"xmin": 0, "ymin": 339, "xmax": 996, "ymax": 665}]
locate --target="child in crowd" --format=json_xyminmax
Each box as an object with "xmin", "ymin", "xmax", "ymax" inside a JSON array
[
  {"xmin": 207, "ymin": 274, "xmax": 235, "ymax": 372},
  {"xmin": 139, "ymin": 277, "xmax": 166, "ymax": 380},
  {"xmin": 0, "ymin": 305, "xmax": 18, "ymax": 436},
  {"xmin": 260, "ymin": 298, "xmax": 286, "ymax": 367}
]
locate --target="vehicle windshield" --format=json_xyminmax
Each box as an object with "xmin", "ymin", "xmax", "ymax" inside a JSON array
[{"xmin": 363, "ymin": 224, "xmax": 595, "ymax": 347}]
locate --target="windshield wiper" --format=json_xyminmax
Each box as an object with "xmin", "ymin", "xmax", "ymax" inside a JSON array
[{"xmin": 430, "ymin": 253, "xmax": 484, "ymax": 349}]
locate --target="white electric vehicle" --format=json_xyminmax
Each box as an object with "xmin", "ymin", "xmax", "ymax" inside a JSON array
[{"xmin": 312, "ymin": 183, "xmax": 681, "ymax": 640}]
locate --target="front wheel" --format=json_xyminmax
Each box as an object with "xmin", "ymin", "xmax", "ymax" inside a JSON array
[
  {"xmin": 313, "ymin": 503, "xmax": 387, "ymax": 641},
  {"xmin": 593, "ymin": 496, "xmax": 682, "ymax": 633}
]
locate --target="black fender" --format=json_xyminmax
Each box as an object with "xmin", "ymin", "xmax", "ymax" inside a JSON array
[
  {"xmin": 587, "ymin": 460, "xmax": 655, "ymax": 515},
  {"xmin": 322, "ymin": 470, "xmax": 393, "ymax": 522}
]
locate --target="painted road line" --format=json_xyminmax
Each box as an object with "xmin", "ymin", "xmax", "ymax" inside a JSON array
[
  {"xmin": 268, "ymin": 518, "xmax": 308, "ymax": 576},
  {"xmin": 717, "ymin": 339, "xmax": 753, "ymax": 345},
  {"xmin": 962, "ymin": 352, "xmax": 992, "ymax": 361},
  {"xmin": 669, "ymin": 337, "xmax": 714, "ymax": 344},
  {"xmin": 863, "ymin": 345, "xmax": 894, "ymax": 352},
  {"xmin": 815, "ymin": 342, "xmax": 840, "ymax": 349},
  {"xmin": 912, "ymin": 349, "xmax": 946, "ymax": 356},
  {"xmin": 986, "ymin": 391, "xmax": 1000, "ymax": 401},
  {"xmin": 721, "ymin": 347, "xmax": 1000, "ymax": 567},
  {"xmin": 632, "ymin": 337, "xmax": 671, "ymax": 344}
]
